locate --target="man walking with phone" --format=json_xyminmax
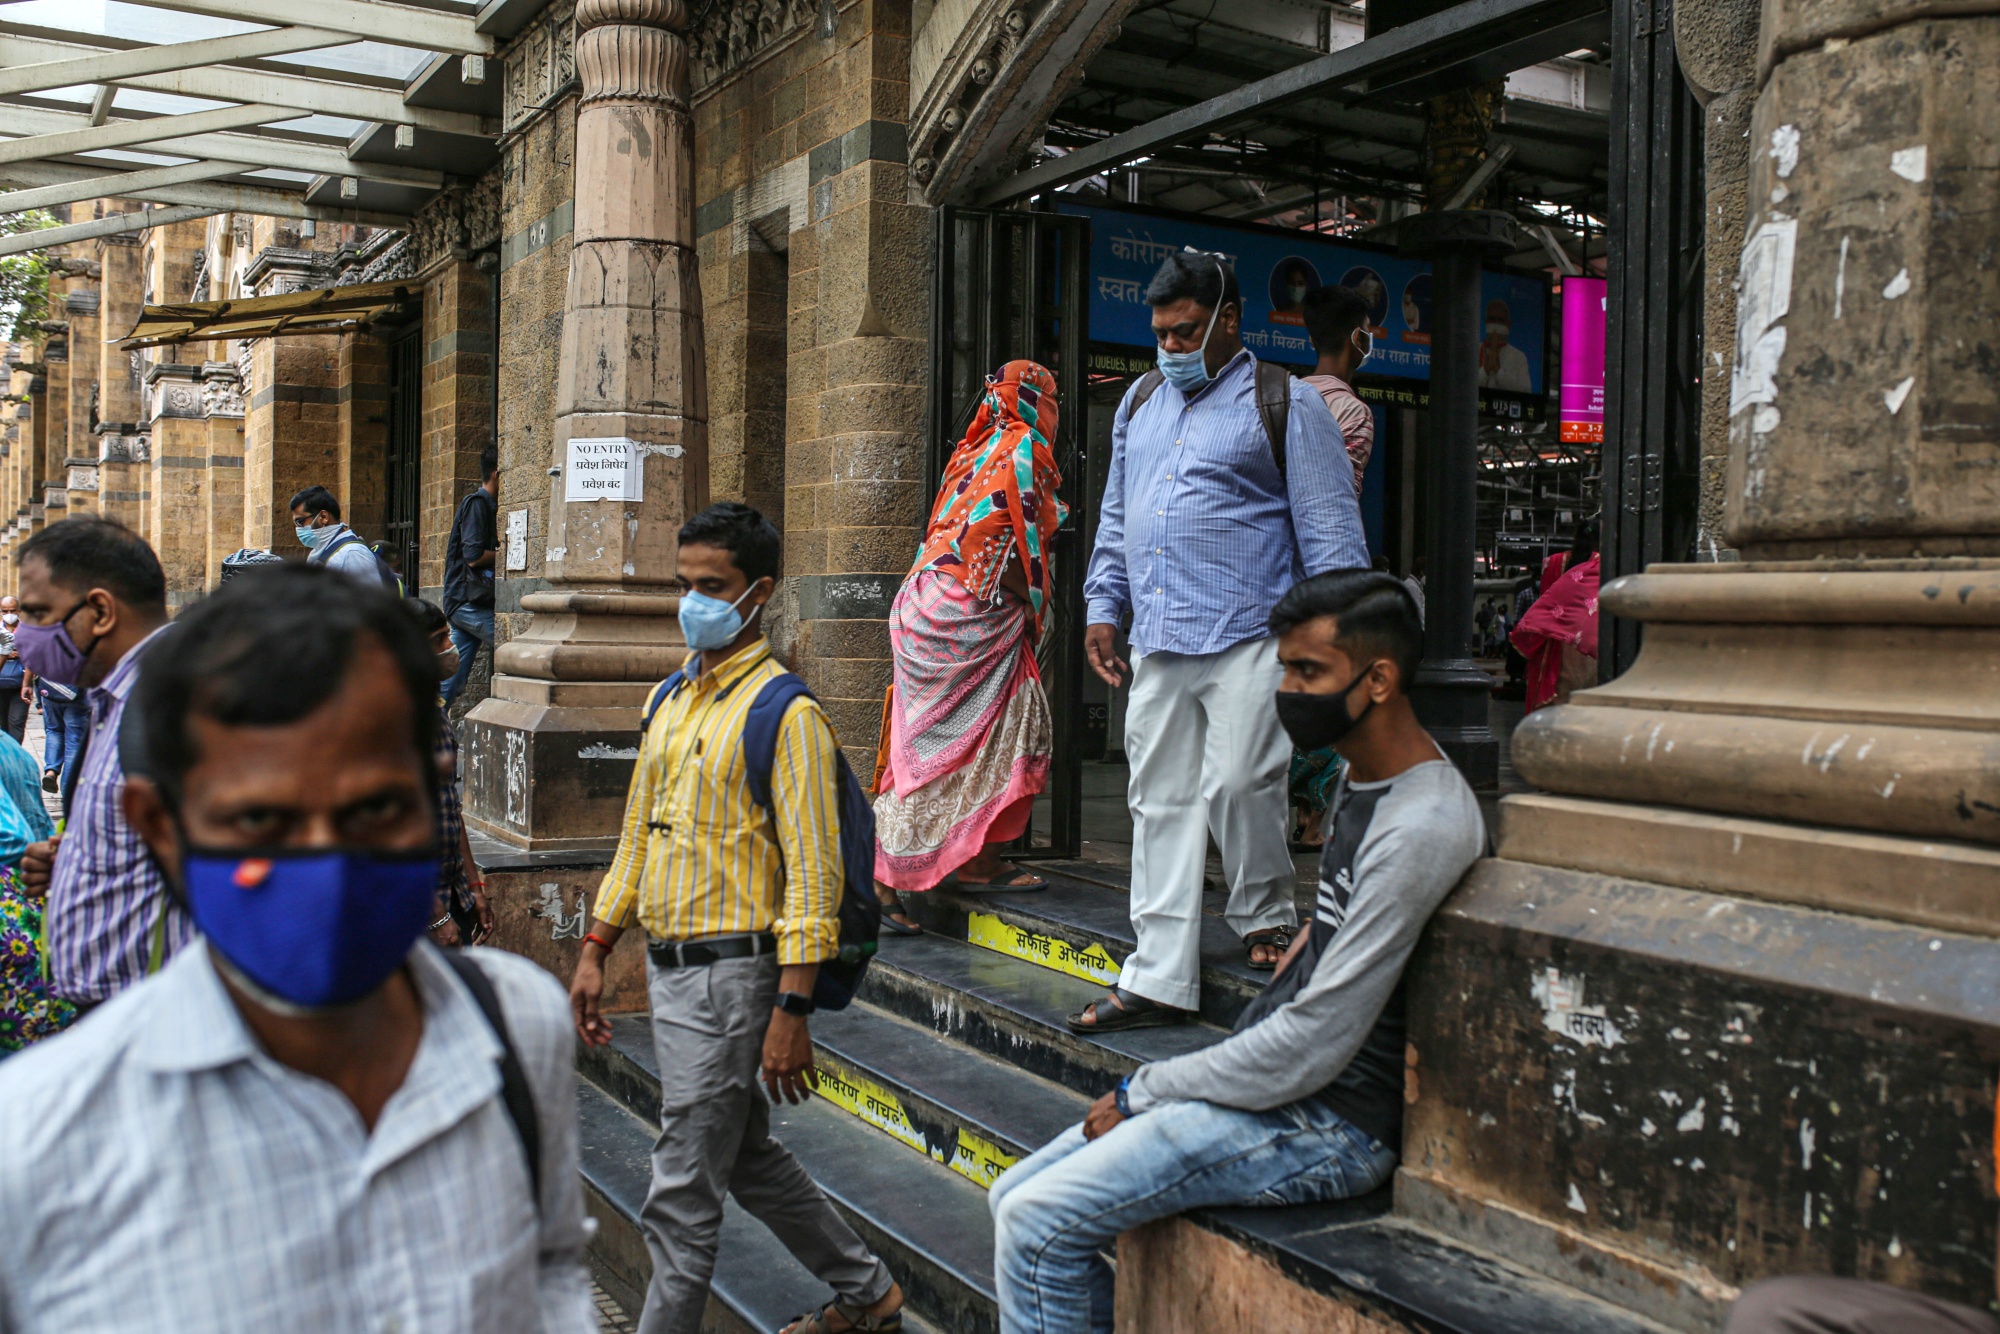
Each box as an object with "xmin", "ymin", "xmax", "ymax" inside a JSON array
[
  {"xmin": 568, "ymin": 502, "xmax": 905, "ymax": 1334},
  {"xmin": 1075, "ymin": 250, "xmax": 1367, "ymax": 1031}
]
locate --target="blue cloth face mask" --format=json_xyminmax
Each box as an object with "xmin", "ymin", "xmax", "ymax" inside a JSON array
[
  {"xmin": 183, "ymin": 845, "xmax": 440, "ymax": 1010},
  {"xmin": 1156, "ymin": 258, "xmax": 1227, "ymax": 394},
  {"xmin": 678, "ymin": 583, "xmax": 760, "ymax": 652}
]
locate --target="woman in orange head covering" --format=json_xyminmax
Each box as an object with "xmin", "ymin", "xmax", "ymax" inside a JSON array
[{"xmin": 871, "ymin": 361, "xmax": 1067, "ymax": 929}]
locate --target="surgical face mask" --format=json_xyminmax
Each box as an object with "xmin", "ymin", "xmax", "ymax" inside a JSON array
[
  {"xmin": 1351, "ymin": 328, "xmax": 1373, "ymax": 365},
  {"xmin": 1287, "ymin": 283, "xmax": 1308, "ymax": 304},
  {"xmin": 183, "ymin": 844, "xmax": 440, "ymax": 1011},
  {"xmin": 1156, "ymin": 254, "xmax": 1229, "ymax": 394},
  {"xmin": 1487, "ymin": 322, "xmax": 1509, "ymax": 340},
  {"xmin": 1274, "ymin": 660, "xmax": 1380, "ymax": 752},
  {"xmin": 678, "ymin": 582, "xmax": 760, "ymax": 653},
  {"xmin": 1, "ymin": 613, "xmax": 16, "ymax": 628},
  {"xmin": 436, "ymin": 646, "xmax": 460, "ymax": 682},
  {"xmin": 296, "ymin": 523, "xmax": 324, "ymax": 551},
  {"xmin": 15, "ymin": 599, "xmax": 101, "ymax": 687}
]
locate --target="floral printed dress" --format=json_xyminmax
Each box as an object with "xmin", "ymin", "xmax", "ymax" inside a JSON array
[{"xmin": 0, "ymin": 869, "xmax": 74, "ymax": 1054}]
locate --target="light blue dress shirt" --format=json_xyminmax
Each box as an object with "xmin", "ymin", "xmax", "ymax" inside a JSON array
[
  {"xmin": 0, "ymin": 941, "xmax": 594, "ymax": 1333},
  {"xmin": 1084, "ymin": 350, "xmax": 1370, "ymax": 657}
]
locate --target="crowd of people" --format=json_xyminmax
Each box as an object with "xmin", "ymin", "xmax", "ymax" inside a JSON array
[{"xmin": 0, "ymin": 246, "xmax": 1949, "ymax": 1334}]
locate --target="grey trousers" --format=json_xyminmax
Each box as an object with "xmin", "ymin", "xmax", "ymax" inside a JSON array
[
  {"xmin": 1726, "ymin": 1277, "xmax": 1998, "ymax": 1334},
  {"xmin": 636, "ymin": 952, "xmax": 894, "ymax": 1334}
]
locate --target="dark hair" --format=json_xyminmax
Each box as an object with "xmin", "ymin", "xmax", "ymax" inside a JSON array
[
  {"xmin": 480, "ymin": 444, "xmax": 499, "ymax": 479},
  {"xmin": 17, "ymin": 517, "xmax": 166, "ymax": 611},
  {"xmin": 1145, "ymin": 249, "xmax": 1240, "ymax": 313},
  {"xmin": 405, "ymin": 596, "xmax": 449, "ymax": 638},
  {"xmin": 1268, "ymin": 569, "xmax": 1423, "ymax": 691},
  {"xmin": 289, "ymin": 485, "xmax": 340, "ymax": 521},
  {"xmin": 1302, "ymin": 285, "xmax": 1372, "ymax": 355},
  {"xmin": 677, "ymin": 502, "xmax": 780, "ymax": 584},
  {"xmin": 1568, "ymin": 520, "xmax": 1599, "ymax": 562},
  {"xmin": 139, "ymin": 564, "xmax": 441, "ymax": 807}
]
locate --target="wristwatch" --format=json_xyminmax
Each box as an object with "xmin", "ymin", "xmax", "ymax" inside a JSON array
[{"xmin": 775, "ymin": 990, "xmax": 816, "ymax": 1017}]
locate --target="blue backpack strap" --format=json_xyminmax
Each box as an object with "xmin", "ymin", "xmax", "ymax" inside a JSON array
[
  {"xmin": 741, "ymin": 672, "xmax": 815, "ymax": 809},
  {"xmin": 640, "ymin": 669, "xmax": 687, "ymax": 735}
]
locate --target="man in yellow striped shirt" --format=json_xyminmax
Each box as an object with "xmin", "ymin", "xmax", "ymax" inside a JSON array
[{"xmin": 569, "ymin": 503, "xmax": 906, "ymax": 1334}]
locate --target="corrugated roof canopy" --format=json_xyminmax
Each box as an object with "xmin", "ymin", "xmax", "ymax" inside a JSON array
[
  {"xmin": 0, "ymin": 0, "xmax": 557, "ymax": 257},
  {"xmin": 115, "ymin": 278, "xmax": 419, "ymax": 348}
]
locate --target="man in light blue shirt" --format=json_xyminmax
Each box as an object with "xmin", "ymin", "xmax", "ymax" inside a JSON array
[
  {"xmin": 291, "ymin": 484, "xmax": 397, "ymax": 591},
  {"xmin": 1075, "ymin": 250, "xmax": 1367, "ymax": 1030}
]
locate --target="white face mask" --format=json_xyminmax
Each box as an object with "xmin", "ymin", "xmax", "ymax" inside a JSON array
[
  {"xmin": 1, "ymin": 614, "xmax": 16, "ymax": 628},
  {"xmin": 1351, "ymin": 329, "xmax": 1372, "ymax": 365},
  {"xmin": 1487, "ymin": 322, "xmax": 1509, "ymax": 340}
]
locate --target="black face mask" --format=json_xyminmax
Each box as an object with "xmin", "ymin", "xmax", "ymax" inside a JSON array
[{"xmin": 1275, "ymin": 661, "xmax": 1379, "ymax": 752}]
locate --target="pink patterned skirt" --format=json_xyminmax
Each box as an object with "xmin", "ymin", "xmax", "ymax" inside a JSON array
[{"xmin": 872, "ymin": 570, "xmax": 1052, "ymax": 892}]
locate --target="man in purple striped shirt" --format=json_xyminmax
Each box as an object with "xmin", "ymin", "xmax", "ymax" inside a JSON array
[{"xmin": 16, "ymin": 519, "xmax": 187, "ymax": 1010}]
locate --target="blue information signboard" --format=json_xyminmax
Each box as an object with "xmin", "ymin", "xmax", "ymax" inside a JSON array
[{"xmin": 1058, "ymin": 202, "xmax": 1549, "ymax": 414}]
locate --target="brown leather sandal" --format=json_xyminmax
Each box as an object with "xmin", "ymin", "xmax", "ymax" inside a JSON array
[{"xmin": 781, "ymin": 1297, "xmax": 904, "ymax": 1333}]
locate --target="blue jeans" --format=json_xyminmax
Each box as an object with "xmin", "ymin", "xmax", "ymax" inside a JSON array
[
  {"xmin": 989, "ymin": 1098, "xmax": 1395, "ymax": 1334},
  {"xmin": 441, "ymin": 605, "xmax": 494, "ymax": 705},
  {"xmin": 39, "ymin": 689, "xmax": 83, "ymax": 778}
]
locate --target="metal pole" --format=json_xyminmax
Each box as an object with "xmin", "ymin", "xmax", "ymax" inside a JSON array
[{"xmin": 1400, "ymin": 209, "xmax": 1514, "ymax": 788}]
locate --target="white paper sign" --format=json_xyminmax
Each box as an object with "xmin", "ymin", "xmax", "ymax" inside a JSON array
[
  {"xmin": 505, "ymin": 507, "xmax": 528, "ymax": 570},
  {"xmin": 566, "ymin": 437, "xmax": 643, "ymax": 502}
]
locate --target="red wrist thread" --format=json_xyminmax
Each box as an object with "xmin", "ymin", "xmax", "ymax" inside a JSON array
[{"xmin": 584, "ymin": 931, "xmax": 616, "ymax": 953}]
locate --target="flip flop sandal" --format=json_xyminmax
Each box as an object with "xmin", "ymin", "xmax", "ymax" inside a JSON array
[
  {"xmin": 873, "ymin": 890, "xmax": 923, "ymax": 936},
  {"xmin": 781, "ymin": 1298, "xmax": 904, "ymax": 1333},
  {"xmin": 953, "ymin": 869, "xmax": 1050, "ymax": 893},
  {"xmin": 1065, "ymin": 986, "xmax": 1187, "ymax": 1034},
  {"xmin": 1244, "ymin": 926, "xmax": 1293, "ymax": 972}
]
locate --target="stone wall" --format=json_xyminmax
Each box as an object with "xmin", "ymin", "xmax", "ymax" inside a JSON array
[{"xmin": 692, "ymin": 0, "xmax": 931, "ymax": 767}]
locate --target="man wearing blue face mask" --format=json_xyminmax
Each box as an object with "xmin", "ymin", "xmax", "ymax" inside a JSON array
[
  {"xmin": 0, "ymin": 563, "xmax": 593, "ymax": 1332},
  {"xmin": 1077, "ymin": 249, "xmax": 1368, "ymax": 1031},
  {"xmin": 570, "ymin": 501, "xmax": 906, "ymax": 1334}
]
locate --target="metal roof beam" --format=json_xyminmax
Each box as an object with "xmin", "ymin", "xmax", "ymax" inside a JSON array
[
  {"xmin": 0, "ymin": 34, "xmax": 488, "ymax": 135},
  {"xmin": 0, "ymin": 159, "xmax": 411, "ymax": 225},
  {"xmin": 0, "ymin": 203, "xmax": 224, "ymax": 258},
  {"xmin": 108, "ymin": 0, "xmax": 495, "ymax": 57},
  {"xmin": 976, "ymin": 0, "xmax": 1606, "ymax": 205},
  {"xmin": 0, "ymin": 158, "xmax": 239, "ymax": 212},
  {"xmin": 0, "ymin": 25, "xmax": 355, "ymax": 97},
  {"xmin": 0, "ymin": 103, "xmax": 444, "ymax": 186},
  {"xmin": 0, "ymin": 103, "xmax": 289, "ymax": 166}
]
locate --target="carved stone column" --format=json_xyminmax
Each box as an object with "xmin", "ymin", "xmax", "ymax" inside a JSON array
[
  {"xmin": 1394, "ymin": 0, "xmax": 2000, "ymax": 1321},
  {"xmin": 463, "ymin": 0, "xmax": 707, "ymax": 849}
]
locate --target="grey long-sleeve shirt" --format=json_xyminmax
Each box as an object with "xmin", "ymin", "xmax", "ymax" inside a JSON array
[{"xmin": 1123, "ymin": 758, "xmax": 1484, "ymax": 1147}]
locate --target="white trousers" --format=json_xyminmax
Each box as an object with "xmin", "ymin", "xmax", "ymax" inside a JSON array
[{"xmin": 1117, "ymin": 635, "xmax": 1297, "ymax": 1009}]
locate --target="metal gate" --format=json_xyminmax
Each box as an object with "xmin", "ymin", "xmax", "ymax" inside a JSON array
[
  {"xmin": 383, "ymin": 325, "xmax": 423, "ymax": 588},
  {"xmin": 928, "ymin": 207, "xmax": 1090, "ymax": 858}
]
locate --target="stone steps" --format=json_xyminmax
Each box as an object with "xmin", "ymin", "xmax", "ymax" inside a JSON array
[{"xmin": 578, "ymin": 878, "xmax": 1674, "ymax": 1333}]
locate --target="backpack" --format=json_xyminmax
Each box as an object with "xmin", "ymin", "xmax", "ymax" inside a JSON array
[
  {"xmin": 1127, "ymin": 358, "xmax": 1294, "ymax": 485},
  {"xmin": 317, "ymin": 531, "xmax": 405, "ymax": 595},
  {"xmin": 641, "ymin": 668, "xmax": 881, "ymax": 1011}
]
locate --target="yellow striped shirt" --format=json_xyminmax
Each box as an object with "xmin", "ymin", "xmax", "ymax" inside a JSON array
[{"xmin": 592, "ymin": 639, "xmax": 843, "ymax": 965}]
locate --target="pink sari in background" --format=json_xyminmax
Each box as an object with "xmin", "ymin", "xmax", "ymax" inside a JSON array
[
  {"xmin": 1512, "ymin": 553, "xmax": 1600, "ymax": 712},
  {"xmin": 870, "ymin": 571, "xmax": 1051, "ymax": 892}
]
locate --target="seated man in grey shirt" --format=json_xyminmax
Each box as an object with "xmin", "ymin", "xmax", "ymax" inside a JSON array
[{"xmin": 989, "ymin": 569, "xmax": 1485, "ymax": 1334}]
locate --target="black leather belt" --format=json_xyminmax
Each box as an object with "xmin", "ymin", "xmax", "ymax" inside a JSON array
[{"xmin": 648, "ymin": 932, "xmax": 778, "ymax": 969}]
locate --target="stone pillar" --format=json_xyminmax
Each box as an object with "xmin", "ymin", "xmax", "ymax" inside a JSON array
[
  {"xmin": 60, "ymin": 239, "xmax": 101, "ymax": 520},
  {"xmin": 419, "ymin": 258, "xmax": 496, "ymax": 595},
  {"xmin": 143, "ymin": 362, "xmax": 210, "ymax": 605},
  {"xmin": 202, "ymin": 361, "xmax": 247, "ymax": 586},
  {"xmin": 335, "ymin": 333, "xmax": 389, "ymax": 557},
  {"xmin": 463, "ymin": 0, "xmax": 707, "ymax": 849},
  {"xmin": 1395, "ymin": 0, "xmax": 2000, "ymax": 1321},
  {"xmin": 96, "ymin": 232, "xmax": 146, "ymax": 535},
  {"xmin": 1398, "ymin": 210, "xmax": 1511, "ymax": 789}
]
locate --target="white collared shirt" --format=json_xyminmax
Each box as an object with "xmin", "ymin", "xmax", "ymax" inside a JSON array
[{"xmin": 0, "ymin": 941, "xmax": 595, "ymax": 1333}]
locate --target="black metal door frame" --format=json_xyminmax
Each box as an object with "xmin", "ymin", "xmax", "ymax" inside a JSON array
[
  {"xmin": 1601, "ymin": 0, "xmax": 1703, "ymax": 677},
  {"xmin": 384, "ymin": 324, "xmax": 424, "ymax": 590},
  {"xmin": 929, "ymin": 206, "xmax": 1090, "ymax": 859}
]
